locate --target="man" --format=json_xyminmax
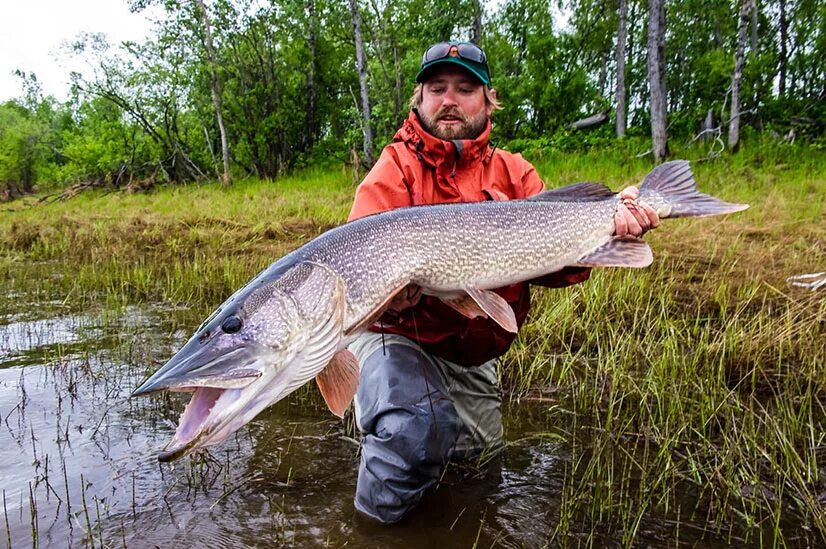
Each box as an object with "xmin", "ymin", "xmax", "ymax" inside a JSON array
[{"xmin": 347, "ymin": 41, "xmax": 659, "ymax": 523}]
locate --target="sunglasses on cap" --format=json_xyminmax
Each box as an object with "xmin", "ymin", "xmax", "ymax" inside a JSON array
[{"xmin": 421, "ymin": 42, "xmax": 487, "ymax": 65}]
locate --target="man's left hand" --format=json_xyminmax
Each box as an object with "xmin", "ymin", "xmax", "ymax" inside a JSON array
[{"xmin": 614, "ymin": 186, "xmax": 660, "ymax": 237}]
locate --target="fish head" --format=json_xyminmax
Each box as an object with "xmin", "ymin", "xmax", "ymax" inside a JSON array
[{"xmin": 132, "ymin": 261, "xmax": 346, "ymax": 462}]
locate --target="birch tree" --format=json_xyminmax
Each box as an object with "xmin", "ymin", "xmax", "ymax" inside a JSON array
[
  {"xmin": 615, "ymin": 0, "xmax": 627, "ymax": 137},
  {"xmin": 647, "ymin": 0, "xmax": 668, "ymax": 162},
  {"xmin": 348, "ymin": 0, "xmax": 374, "ymax": 166},
  {"xmin": 472, "ymin": 0, "xmax": 483, "ymax": 44},
  {"xmin": 778, "ymin": 0, "xmax": 788, "ymax": 97},
  {"xmin": 728, "ymin": 0, "xmax": 753, "ymax": 152},
  {"xmin": 194, "ymin": 0, "xmax": 230, "ymax": 184},
  {"xmin": 305, "ymin": 0, "xmax": 318, "ymax": 150}
]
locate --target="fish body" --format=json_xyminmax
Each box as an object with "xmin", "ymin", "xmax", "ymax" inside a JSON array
[{"xmin": 133, "ymin": 160, "xmax": 748, "ymax": 461}]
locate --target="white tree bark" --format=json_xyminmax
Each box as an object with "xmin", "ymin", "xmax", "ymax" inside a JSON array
[
  {"xmin": 615, "ymin": 0, "xmax": 628, "ymax": 137},
  {"xmin": 306, "ymin": 0, "xmax": 317, "ymax": 150},
  {"xmin": 778, "ymin": 0, "xmax": 787, "ymax": 96},
  {"xmin": 347, "ymin": 0, "xmax": 374, "ymax": 166},
  {"xmin": 472, "ymin": 0, "xmax": 483, "ymax": 45},
  {"xmin": 647, "ymin": 0, "xmax": 668, "ymax": 162},
  {"xmin": 729, "ymin": 0, "xmax": 753, "ymax": 152},
  {"xmin": 194, "ymin": 0, "xmax": 230, "ymax": 184}
]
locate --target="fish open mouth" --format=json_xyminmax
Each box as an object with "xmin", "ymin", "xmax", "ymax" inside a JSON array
[{"xmin": 159, "ymin": 386, "xmax": 244, "ymax": 462}]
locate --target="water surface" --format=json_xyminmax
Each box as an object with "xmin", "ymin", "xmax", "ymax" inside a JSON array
[{"xmin": 0, "ymin": 268, "xmax": 735, "ymax": 548}]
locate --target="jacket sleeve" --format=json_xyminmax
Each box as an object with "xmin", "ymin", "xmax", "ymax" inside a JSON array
[
  {"xmin": 521, "ymin": 163, "xmax": 546, "ymax": 197},
  {"xmin": 521, "ymin": 160, "xmax": 592, "ymax": 289},
  {"xmin": 348, "ymin": 148, "xmax": 412, "ymax": 221}
]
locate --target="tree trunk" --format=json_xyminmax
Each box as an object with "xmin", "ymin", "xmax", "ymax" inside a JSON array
[
  {"xmin": 305, "ymin": 0, "xmax": 317, "ymax": 151},
  {"xmin": 393, "ymin": 40, "xmax": 403, "ymax": 123},
  {"xmin": 647, "ymin": 0, "xmax": 668, "ymax": 162},
  {"xmin": 471, "ymin": 0, "xmax": 483, "ymax": 45},
  {"xmin": 597, "ymin": 51, "xmax": 609, "ymax": 97},
  {"xmin": 347, "ymin": 0, "xmax": 374, "ymax": 166},
  {"xmin": 729, "ymin": 0, "xmax": 752, "ymax": 152},
  {"xmin": 750, "ymin": 0, "xmax": 758, "ymax": 53},
  {"xmin": 194, "ymin": 0, "xmax": 231, "ymax": 184},
  {"xmin": 615, "ymin": 0, "xmax": 627, "ymax": 137},
  {"xmin": 778, "ymin": 0, "xmax": 787, "ymax": 96},
  {"xmin": 703, "ymin": 108, "xmax": 715, "ymax": 142}
]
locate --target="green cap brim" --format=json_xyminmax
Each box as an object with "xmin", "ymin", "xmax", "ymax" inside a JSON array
[{"xmin": 416, "ymin": 57, "xmax": 491, "ymax": 86}]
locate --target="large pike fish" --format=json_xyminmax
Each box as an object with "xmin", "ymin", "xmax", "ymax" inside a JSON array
[{"xmin": 133, "ymin": 160, "xmax": 747, "ymax": 461}]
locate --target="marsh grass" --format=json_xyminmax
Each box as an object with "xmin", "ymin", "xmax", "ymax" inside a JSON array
[
  {"xmin": 1, "ymin": 139, "xmax": 824, "ymax": 546},
  {"xmin": 506, "ymin": 141, "xmax": 825, "ymax": 545}
]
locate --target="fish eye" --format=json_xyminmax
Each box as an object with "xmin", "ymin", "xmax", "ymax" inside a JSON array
[{"xmin": 221, "ymin": 315, "xmax": 243, "ymax": 334}]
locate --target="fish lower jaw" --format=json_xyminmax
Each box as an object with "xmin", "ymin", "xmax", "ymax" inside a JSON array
[{"xmin": 160, "ymin": 386, "xmax": 244, "ymax": 461}]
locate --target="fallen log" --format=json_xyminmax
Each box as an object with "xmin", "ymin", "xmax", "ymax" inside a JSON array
[{"xmin": 566, "ymin": 110, "xmax": 609, "ymax": 131}]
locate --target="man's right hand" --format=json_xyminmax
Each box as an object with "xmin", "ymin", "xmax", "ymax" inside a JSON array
[{"xmin": 614, "ymin": 186, "xmax": 660, "ymax": 237}]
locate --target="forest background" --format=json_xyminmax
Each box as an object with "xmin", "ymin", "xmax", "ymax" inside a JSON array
[{"xmin": 0, "ymin": 0, "xmax": 824, "ymax": 198}]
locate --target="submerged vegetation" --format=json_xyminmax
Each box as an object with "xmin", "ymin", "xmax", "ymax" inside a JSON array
[{"xmin": 1, "ymin": 140, "xmax": 825, "ymax": 546}]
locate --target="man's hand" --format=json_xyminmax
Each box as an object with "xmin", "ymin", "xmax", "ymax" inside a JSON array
[
  {"xmin": 614, "ymin": 186, "xmax": 660, "ymax": 237},
  {"xmin": 386, "ymin": 284, "xmax": 423, "ymax": 313}
]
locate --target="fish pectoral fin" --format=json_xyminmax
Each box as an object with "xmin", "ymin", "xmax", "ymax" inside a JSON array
[
  {"xmin": 343, "ymin": 282, "xmax": 411, "ymax": 337},
  {"xmin": 463, "ymin": 286, "xmax": 518, "ymax": 333},
  {"xmin": 440, "ymin": 294, "xmax": 489, "ymax": 320},
  {"xmin": 576, "ymin": 236, "xmax": 653, "ymax": 268},
  {"xmin": 315, "ymin": 349, "xmax": 360, "ymax": 418}
]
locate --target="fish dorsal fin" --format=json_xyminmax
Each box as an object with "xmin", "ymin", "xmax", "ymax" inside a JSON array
[
  {"xmin": 576, "ymin": 236, "xmax": 653, "ymax": 268},
  {"xmin": 440, "ymin": 294, "xmax": 489, "ymax": 320},
  {"xmin": 528, "ymin": 182, "xmax": 615, "ymax": 202},
  {"xmin": 463, "ymin": 286, "xmax": 518, "ymax": 333},
  {"xmin": 316, "ymin": 349, "xmax": 360, "ymax": 418}
]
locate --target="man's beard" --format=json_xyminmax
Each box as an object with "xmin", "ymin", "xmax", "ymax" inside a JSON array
[{"xmin": 418, "ymin": 107, "xmax": 488, "ymax": 140}]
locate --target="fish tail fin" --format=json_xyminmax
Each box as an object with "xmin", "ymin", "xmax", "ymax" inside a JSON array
[{"xmin": 639, "ymin": 160, "xmax": 749, "ymax": 219}]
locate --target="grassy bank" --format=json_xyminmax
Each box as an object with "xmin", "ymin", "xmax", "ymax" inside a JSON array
[{"xmin": 1, "ymin": 140, "xmax": 824, "ymax": 545}]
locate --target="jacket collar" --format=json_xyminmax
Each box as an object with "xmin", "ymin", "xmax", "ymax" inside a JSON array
[{"xmin": 395, "ymin": 110, "xmax": 493, "ymax": 168}]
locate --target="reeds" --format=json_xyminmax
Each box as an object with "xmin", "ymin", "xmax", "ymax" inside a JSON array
[{"xmin": 503, "ymin": 151, "xmax": 825, "ymax": 544}]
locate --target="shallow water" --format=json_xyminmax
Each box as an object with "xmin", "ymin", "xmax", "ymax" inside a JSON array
[{"xmin": 0, "ymin": 272, "xmax": 741, "ymax": 548}]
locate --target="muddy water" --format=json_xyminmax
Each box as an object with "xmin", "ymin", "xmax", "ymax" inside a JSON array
[{"xmin": 1, "ymin": 277, "xmax": 724, "ymax": 547}]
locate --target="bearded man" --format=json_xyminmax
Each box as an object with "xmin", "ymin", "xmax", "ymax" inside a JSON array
[{"xmin": 347, "ymin": 41, "xmax": 659, "ymax": 523}]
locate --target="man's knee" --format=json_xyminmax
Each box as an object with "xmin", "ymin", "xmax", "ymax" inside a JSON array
[
  {"xmin": 356, "ymin": 343, "xmax": 450, "ymax": 429},
  {"xmin": 356, "ymin": 406, "xmax": 460, "ymax": 523},
  {"xmin": 353, "ymin": 343, "xmax": 463, "ymax": 522}
]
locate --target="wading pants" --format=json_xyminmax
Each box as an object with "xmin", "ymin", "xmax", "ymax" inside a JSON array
[{"xmin": 348, "ymin": 332, "xmax": 504, "ymax": 524}]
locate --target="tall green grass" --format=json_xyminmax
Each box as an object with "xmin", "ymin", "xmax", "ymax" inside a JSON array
[
  {"xmin": 505, "ymin": 139, "xmax": 826, "ymax": 545},
  {"xmin": 1, "ymin": 139, "xmax": 824, "ymax": 546}
]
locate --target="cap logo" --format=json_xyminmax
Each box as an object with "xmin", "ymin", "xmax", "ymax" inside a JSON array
[{"xmin": 449, "ymin": 46, "xmax": 459, "ymax": 57}]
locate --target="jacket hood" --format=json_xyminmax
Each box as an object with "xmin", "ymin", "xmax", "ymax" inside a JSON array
[{"xmin": 394, "ymin": 111, "xmax": 493, "ymax": 168}]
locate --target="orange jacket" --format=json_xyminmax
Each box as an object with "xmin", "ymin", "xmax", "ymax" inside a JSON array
[{"xmin": 348, "ymin": 111, "xmax": 590, "ymax": 366}]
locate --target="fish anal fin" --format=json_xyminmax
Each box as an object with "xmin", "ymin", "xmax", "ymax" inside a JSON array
[
  {"xmin": 464, "ymin": 286, "xmax": 518, "ymax": 333},
  {"xmin": 316, "ymin": 349, "xmax": 360, "ymax": 418},
  {"xmin": 440, "ymin": 294, "xmax": 489, "ymax": 320},
  {"xmin": 576, "ymin": 236, "xmax": 653, "ymax": 268},
  {"xmin": 344, "ymin": 282, "xmax": 410, "ymax": 337}
]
